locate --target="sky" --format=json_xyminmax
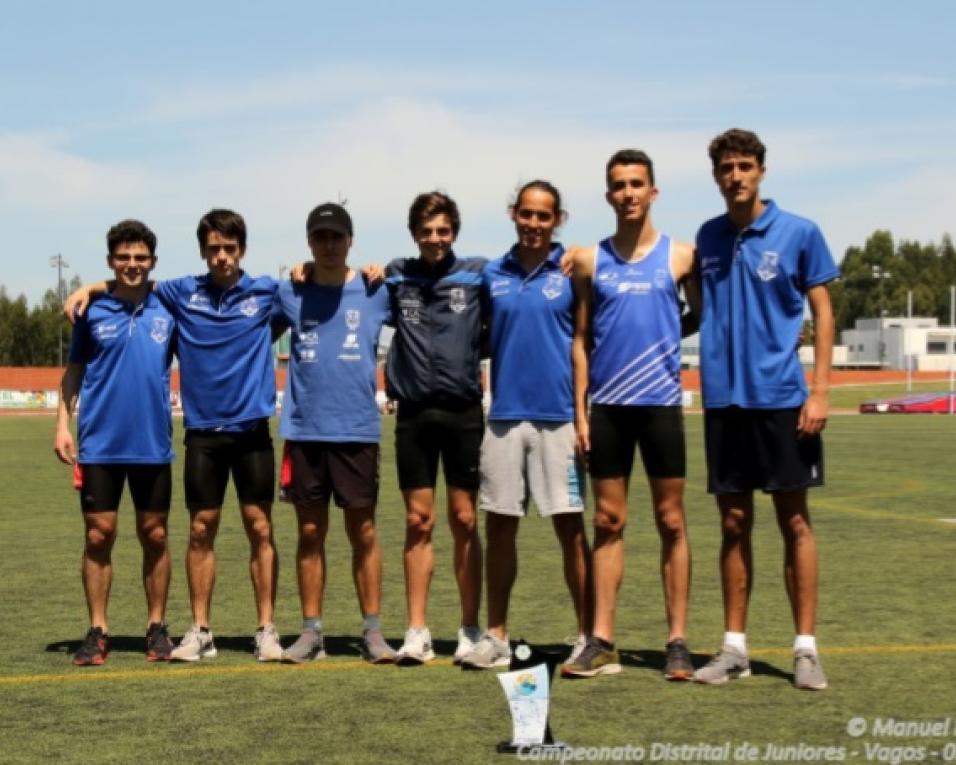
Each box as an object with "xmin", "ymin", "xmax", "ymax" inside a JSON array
[{"xmin": 1, "ymin": 0, "xmax": 954, "ymax": 304}]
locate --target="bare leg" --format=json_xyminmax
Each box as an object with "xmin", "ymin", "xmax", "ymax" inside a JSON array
[
  {"xmin": 240, "ymin": 502, "xmax": 277, "ymax": 626},
  {"xmin": 552, "ymin": 512, "xmax": 592, "ymax": 637},
  {"xmin": 81, "ymin": 511, "xmax": 118, "ymax": 631},
  {"xmin": 343, "ymin": 506, "xmax": 382, "ymax": 617},
  {"xmin": 716, "ymin": 494, "xmax": 755, "ymax": 633},
  {"xmin": 649, "ymin": 477, "xmax": 691, "ymax": 641},
  {"xmin": 447, "ymin": 485, "xmax": 482, "ymax": 627},
  {"xmin": 135, "ymin": 511, "xmax": 170, "ymax": 625},
  {"xmin": 294, "ymin": 503, "xmax": 330, "ymax": 619},
  {"xmin": 185, "ymin": 508, "xmax": 221, "ymax": 627},
  {"xmin": 403, "ymin": 487, "xmax": 435, "ymax": 628},
  {"xmin": 591, "ymin": 477, "xmax": 628, "ymax": 643},
  {"xmin": 773, "ymin": 490, "xmax": 818, "ymax": 635},
  {"xmin": 485, "ymin": 513, "xmax": 519, "ymax": 640}
]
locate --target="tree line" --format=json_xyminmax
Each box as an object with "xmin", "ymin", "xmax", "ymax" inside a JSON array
[{"xmin": 0, "ymin": 276, "xmax": 82, "ymax": 366}]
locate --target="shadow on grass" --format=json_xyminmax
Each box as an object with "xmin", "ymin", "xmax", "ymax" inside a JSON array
[{"xmin": 619, "ymin": 647, "xmax": 791, "ymax": 681}]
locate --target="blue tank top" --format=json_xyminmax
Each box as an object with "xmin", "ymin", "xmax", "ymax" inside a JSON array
[{"xmin": 589, "ymin": 234, "xmax": 682, "ymax": 406}]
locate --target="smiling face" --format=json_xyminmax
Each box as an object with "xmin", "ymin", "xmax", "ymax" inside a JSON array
[
  {"xmin": 108, "ymin": 241, "xmax": 155, "ymax": 290},
  {"xmin": 605, "ymin": 162, "xmax": 658, "ymax": 223},
  {"xmin": 512, "ymin": 187, "xmax": 560, "ymax": 253},
  {"xmin": 414, "ymin": 213, "xmax": 456, "ymax": 265},
  {"xmin": 202, "ymin": 230, "xmax": 245, "ymax": 286},
  {"xmin": 713, "ymin": 151, "xmax": 765, "ymax": 209}
]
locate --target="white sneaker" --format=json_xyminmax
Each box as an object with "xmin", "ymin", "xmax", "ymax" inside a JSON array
[
  {"xmin": 460, "ymin": 633, "xmax": 512, "ymax": 669},
  {"xmin": 170, "ymin": 625, "xmax": 217, "ymax": 662},
  {"xmin": 453, "ymin": 625, "xmax": 482, "ymax": 665},
  {"xmin": 563, "ymin": 634, "xmax": 588, "ymax": 666},
  {"xmin": 254, "ymin": 624, "xmax": 283, "ymax": 662},
  {"xmin": 396, "ymin": 627, "xmax": 435, "ymax": 665}
]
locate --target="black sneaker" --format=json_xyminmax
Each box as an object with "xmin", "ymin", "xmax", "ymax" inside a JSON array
[
  {"xmin": 146, "ymin": 622, "xmax": 174, "ymax": 662},
  {"xmin": 664, "ymin": 638, "xmax": 693, "ymax": 681},
  {"xmin": 73, "ymin": 626, "xmax": 108, "ymax": 666}
]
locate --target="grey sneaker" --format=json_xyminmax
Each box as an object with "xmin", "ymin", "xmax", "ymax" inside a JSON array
[
  {"xmin": 453, "ymin": 625, "xmax": 483, "ymax": 665},
  {"xmin": 170, "ymin": 625, "xmax": 217, "ymax": 662},
  {"xmin": 396, "ymin": 627, "xmax": 435, "ymax": 665},
  {"xmin": 460, "ymin": 633, "xmax": 512, "ymax": 669},
  {"xmin": 664, "ymin": 638, "xmax": 694, "ymax": 681},
  {"xmin": 362, "ymin": 629, "xmax": 398, "ymax": 664},
  {"xmin": 560, "ymin": 637, "xmax": 621, "ymax": 678},
  {"xmin": 254, "ymin": 624, "xmax": 283, "ymax": 662},
  {"xmin": 563, "ymin": 635, "xmax": 588, "ymax": 666},
  {"xmin": 282, "ymin": 628, "xmax": 326, "ymax": 663},
  {"xmin": 693, "ymin": 645, "xmax": 750, "ymax": 684},
  {"xmin": 794, "ymin": 649, "xmax": 827, "ymax": 690}
]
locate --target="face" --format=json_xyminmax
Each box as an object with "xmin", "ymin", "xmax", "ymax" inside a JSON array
[
  {"xmin": 512, "ymin": 188, "xmax": 560, "ymax": 252},
  {"xmin": 414, "ymin": 213, "xmax": 456, "ymax": 265},
  {"xmin": 713, "ymin": 151, "xmax": 765, "ymax": 207},
  {"xmin": 308, "ymin": 229, "xmax": 351, "ymax": 271},
  {"xmin": 202, "ymin": 230, "xmax": 245, "ymax": 284},
  {"xmin": 108, "ymin": 242, "xmax": 155, "ymax": 289},
  {"xmin": 605, "ymin": 163, "xmax": 658, "ymax": 221}
]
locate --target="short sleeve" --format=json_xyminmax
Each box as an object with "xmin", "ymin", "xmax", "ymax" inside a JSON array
[
  {"xmin": 801, "ymin": 224, "xmax": 840, "ymax": 288},
  {"xmin": 67, "ymin": 316, "xmax": 92, "ymax": 364}
]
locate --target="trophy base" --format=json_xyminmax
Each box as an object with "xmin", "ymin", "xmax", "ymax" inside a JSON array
[{"xmin": 496, "ymin": 741, "xmax": 569, "ymax": 755}]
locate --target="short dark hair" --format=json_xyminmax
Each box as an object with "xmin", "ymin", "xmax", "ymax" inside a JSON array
[
  {"xmin": 407, "ymin": 191, "xmax": 461, "ymax": 236},
  {"xmin": 510, "ymin": 179, "xmax": 567, "ymax": 224},
  {"xmin": 606, "ymin": 149, "xmax": 655, "ymax": 186},
  {"xmin": 708, "ymin": 129, "xmax": 766, "ymax": 169},
  {"xmin": 196, "ymin": 208, "xmax": 247, "ymax": 250},
  {"xmin": 106, "ymin": 219, "xmax": 157, "ymax": 256}
]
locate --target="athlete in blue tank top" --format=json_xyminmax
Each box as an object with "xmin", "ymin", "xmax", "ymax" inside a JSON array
[
  {"xmin": 564, "ymin": 150, "xmax": 700, "ymax": 680},
  {"xmin": 55, "ymin": 220, "xmax": 177, "ymax": 665}
]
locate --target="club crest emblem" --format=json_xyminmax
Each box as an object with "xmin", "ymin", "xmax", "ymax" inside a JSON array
[
  {"xmin": 541, "ymin": 273, "xmax": 564, "ymax": 300},
  {"xmin": 239, "ymin": 296, "xmax": 259, "ymax": 317},
  {"xmin": 449, "ymin": 287, "xmax": 466, "ymax": 314},
  {"xmin": 150, "ymin": 317, "xmax": 170, "ymax": 344},
  {"xmin": 757, "ymin": 251, "xmax": 780, "ymax": 282},
  {"xmin": 345, "ymin": 309, "xmax": 361, "ymax": 331}
]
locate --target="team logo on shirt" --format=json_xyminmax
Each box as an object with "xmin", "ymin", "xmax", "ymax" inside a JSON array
[
  {"xmin": 654, "ymin": 268, "xmax": 669, "ymax": 290},
  {"xmin": 187, "ymin": 292, "xmax": 211, "ymax": 312},
  {"xmin": 239, "ymin": 296, "xmax": 259, "ymax": 317},
  {"xmin": 541, "ymin": 273, "xmax": 564, "ymax": 300},
  {"xmin": 150, "ymin": 317, "xmax": 170, "ymax": 344},
  {"xmin": 345, "ymin": 309, "xmax": 361, "ymax": 331},
  {"xmin": 449, "ymin": 287, "xmax": 466, "ymax": 314},
  {"xmin": 757, "ymin": 251, "xmax": 780, "ymax": 282}
]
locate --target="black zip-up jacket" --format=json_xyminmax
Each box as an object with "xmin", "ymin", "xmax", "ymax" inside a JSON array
[{"xmin": 384, "ymin": 252, "xmax": 488, "ymax": 405}]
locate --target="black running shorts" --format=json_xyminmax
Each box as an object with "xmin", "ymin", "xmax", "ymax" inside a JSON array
[
  {"xmin": 704, "ymin": 406, "xmax": 824, "ymax": 495},
  {"xmin": 394, "ymin": 401, "xmax": 483, "ymax": 491},
  {"xmin": 184, "ymin": 420, "xmax": 275, "ymax": 510},
  {"xmin": 281, "ymin": 440, "xmax": 380, "ymax": 510},
  {"xmin": 77, "ymin": 463, "xmax": 172, "ymax": 513},
  {"xmin": 588, "ymin": 404, "xmax": 686, "ymax": 480}
]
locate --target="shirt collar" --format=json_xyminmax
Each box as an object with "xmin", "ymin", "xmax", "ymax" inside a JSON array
[
  {"xmin": 722, "ymin": 199, "xmax": 779, "ymax": 234},
  {"xmin": 199, "ymin": 270, "xmax": 250, "ymax": 294},
  {"xmin": 503, "ymin": 242, "xmax": 564, "ymax": 274}
]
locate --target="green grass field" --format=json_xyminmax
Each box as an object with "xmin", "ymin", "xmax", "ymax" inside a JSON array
[{"xmin": 2, "ymin": 412, "xmax": 955, "ymax": 763}]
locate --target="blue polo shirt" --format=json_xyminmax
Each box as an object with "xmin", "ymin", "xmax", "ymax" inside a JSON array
[
  {"xmin": 69, "ymin": 292, "xmax": 175, "ymax": 464},
  {"xmin": 696, "ymin": 200, "xmax": 839, "ymax": 409},
  {"xmin": 155, "ymin": 272, "xmax": 278, "ymax": 430},
  {"xmin": 483, "ymin": 244, "xmax": 574, "ymax": 422},
  {"xmin": 272, "ymin": 275, "xmax": 391, "ymax": 442}
]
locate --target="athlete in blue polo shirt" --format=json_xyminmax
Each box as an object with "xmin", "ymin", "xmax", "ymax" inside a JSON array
[
  {"xmin": 55, "ymin": 220, "xmax": 176, "ymax": 666},
  {"xmin": 564, "ymin": 150, "xmax": 698, "ymax": 680},
  {"xmin": 272, "ymin": 203, "xmax": 397, "ymax": 665},
  {"xmin": 691, "ymin": 129, "xmax": 838, "ymax": 691},
  {"xmin": 66, "ymin": 209, "xmax": 285, "ymax": 663},
  {"xmin": 459, "ymin": 181, "xmax": 591, "ymax": 670}
]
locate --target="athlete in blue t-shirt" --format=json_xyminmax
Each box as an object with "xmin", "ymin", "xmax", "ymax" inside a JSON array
[
  {"xmin": 458, "ymin": 181, "xmax": 592, "ymax": 670},
  {"xmin": 66, "ymin": 209, "xmax": 285, "ymax": 663},
  {"xmin": 55, "ymin": 220, "xmax": 177, "ymax": 666},
  {"xmin": 564, "ymin": 150, "xmax": 699, "ymax": 680},
  {"xmin": 271, "ymin": 203, "xmax": 397, "ymax": 664},
  {"xmin": 691, "ymin": 129, "xmax": 838, "ymax": 691}
]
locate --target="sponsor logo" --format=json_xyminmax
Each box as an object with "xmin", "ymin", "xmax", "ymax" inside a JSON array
[
  {"xmin": 401, "ymin": 307, "xmax": 420, "ymax": 324},
  {"xmin": 756, "ymin": 250, "xmax": 780, "ymax": 282},
  {"xmin": 654, "ymin": 268, "xmax": 669, "ymax": 289},
  {"xmin": 337, "ymin": 353, "xmax": 361, "ymax": 361},
  {"xmin": 239, "ymin": 296, "xmax": 259, "ymax": 317},
  {"xmin": 94, "ymin": 322, "xmax": 120, "ymax": 340},
  {"xmin": 298, "ymin": 330, "xmax": 318, "ymax": 346},
  {"xmin": 616, "ymin": 281, "xmax": 652, "ymax": 295},
  {"xmin": 342, "ymin": 332, "xmax": 360, "ymax": 350},
  {"xmin": 541, "ymin": 273, "xmax": 564, "ymax": 300},
  {"xmin": 449, "ymin": 287, "xmax": 466, "ymax": 314},
  {"xmin": 149, "ymin": 317, "xmax": 170, "ymax": 344},
  {"xmin": 597, "ymin": 271, "xmax": 618, "ymax": 282},
  {"xmin": 299, "ymin": 347, "xmax": 317, "ymax": 363},
  {"xmin": 491, "ymin": 279, "xmax": 511, "ymax": 297},
  {"xmin": 187, "ymin": 292, "xmax": 211, "ymax": 311},
  {"xmin": 700, "ymin": 255, "xmax": 722, "ymax": 273}
]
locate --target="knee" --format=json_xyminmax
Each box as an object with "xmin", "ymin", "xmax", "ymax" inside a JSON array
[
  {"xmin": 594, "ymin": 502, "xmax": 626, "ymax": 536},
  {"xmin": 655, "ymin": 505, "xmax": 687, "ymax": 546},
  {"xmin": 406, "ymin": 510, "xmax": 435, "ymax": 540},
  {"xmin": 450, "ymin": 506, "xmax": 477, "ymax": 536},
  {"xmin": 85, "ymin": 524, "xmax": 116, "ymax": 556},
  {"xmin": 720, "ymin": 510, "xmax": 751, "ymax": 543},
  {"xmin": 780, "ymin": 511, "xmax": 813, "ymax": 542},
  {"xmin": 298, "ymin": 522, "xmax": 326, "ymax": 552},
  {"xmin": 138, "ymin": 522, "xmax": 168, "ymax": 554},
  {"xmin": 189, "ymin": 517, "xmax": 217, "ymax": 549},
  {"xmin": 246, "ymin": 516, "xmax": 274, "ymax": 548}
]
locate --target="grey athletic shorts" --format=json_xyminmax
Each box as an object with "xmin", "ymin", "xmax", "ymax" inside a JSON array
[{"xmin": 479, "ymin": 420, "xmax": 585, "ymax": 517}]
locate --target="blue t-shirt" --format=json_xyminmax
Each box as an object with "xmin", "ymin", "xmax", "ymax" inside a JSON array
[
  {"xmin": 69, "ymin": 292, "xmax": 175, "ymax": 464},
  {"xmin": 273, "ymin": 275, "xmax": 391, "ymax": 442},
  {"xmin": 155, "ymin": 272, "xmax": 278, "ymax": 430},
  {"xmin": 696, "ymin": 200, "xmax": 840, "ymax": 409},
  {"xmin": 483, "ymin": 244, "xmax": 574, "ymax": 422},
  {"xmin": 589, "ymin": 235, "xmax": 683, "ymax": 406}
]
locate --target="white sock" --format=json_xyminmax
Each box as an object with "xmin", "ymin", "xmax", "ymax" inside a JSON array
[
  {"xmin": 724, "ymin": 631, "xmax": 747, "ymax": 654},
  {"xmin": 794, "ymin": 634, "xmax": 817, "ymax": 654}
]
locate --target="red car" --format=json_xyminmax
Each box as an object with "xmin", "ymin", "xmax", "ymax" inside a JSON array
[{"xmin": 860, "ymin": 392, "xmax": 956, "ymax": 414}]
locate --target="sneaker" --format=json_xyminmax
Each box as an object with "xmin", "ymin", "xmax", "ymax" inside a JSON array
[
  {"xmin": 362, "ymin": 628, "xmax": 398, "ymax": 664},
  {"xmin": 73, "ymin": 626, "xmax": 108, "ymax": 666},
  {"xmin": 254, "ymin": 624, "xmax": 283, "ymax": 662},
  {"xmin": 663, "ymin": 638, "xmax": 694, "ymax": 681},
  {"xmin": 460, "ymin": 633, "xmax": 512, "ymax": 669},
  {"xmin": 145, "ymin": 622, "xmax": 174, "ymax": 662},
  {"xmin": 793, "ymin": 649, "xmax": 828, "ymax": 690},
  {"xmin": 563, "ymin": 635, "xmax": 588, "ymax": 666},
  {"xmin": 282, "ymin": 628, "xmax": 326, "ymax": 663},
  {"xmin": 170, "ymin": 625, "xmax": 217, "ymax": 662},
  {"xmin": 396, "ymin": 627, "xmax": 435, "ymax": 665},
  {"xmin": 453, "ymin": 625, "xmax": 482, "ymax": 665},
  {"xmin": 560, "ymin": 637, "xmax": 621, "ymax": 678},
  {"xmin": 693, "ymin": 645, "xmax": 750, "ymax": 684}
]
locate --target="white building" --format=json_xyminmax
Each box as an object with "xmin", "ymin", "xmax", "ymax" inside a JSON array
[{"xmin": 841, "ymin": 316, "xmax": 956, "ymax": 371}]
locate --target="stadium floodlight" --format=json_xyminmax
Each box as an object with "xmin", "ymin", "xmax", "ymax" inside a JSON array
[{"xmin": 50, "ymin": 254, "xmax": 69, "ymax": 367}]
